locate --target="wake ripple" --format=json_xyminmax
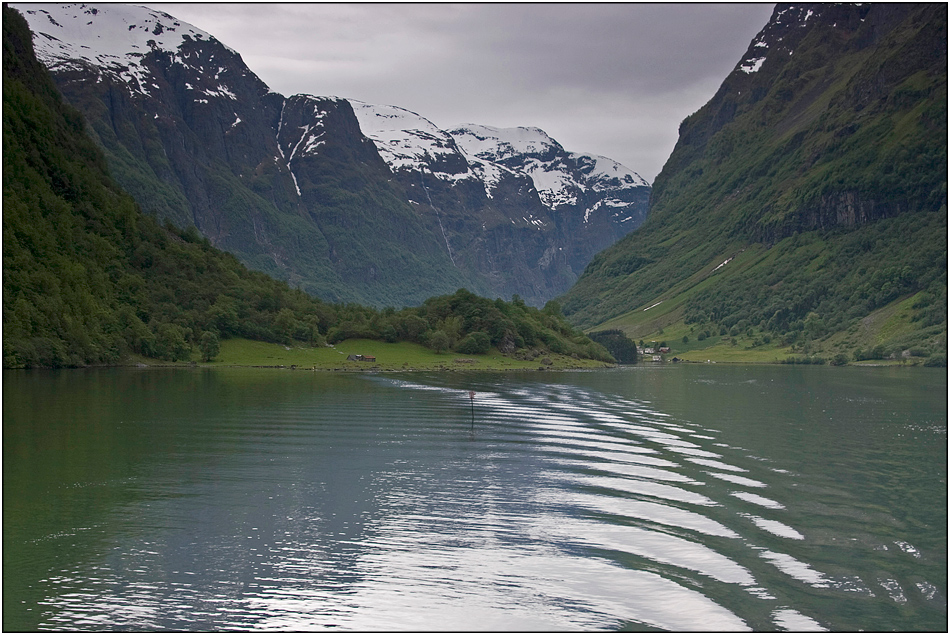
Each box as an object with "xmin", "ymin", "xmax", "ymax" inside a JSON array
[{"xmin": 382, "ymin": 376, "xmax": 932, "ymax": 630}]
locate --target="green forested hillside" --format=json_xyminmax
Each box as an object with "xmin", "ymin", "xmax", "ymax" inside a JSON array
[
  {"xmin": 560, "ymin": 3, "xmax": 947, "ymax": 364},
  {"xmin": 2, "ymin": 7, "xmax": 610, "ymax": 368},
  {"xmin": 2, "ymin": 4, "xmax": 323, "ymax": 367}
]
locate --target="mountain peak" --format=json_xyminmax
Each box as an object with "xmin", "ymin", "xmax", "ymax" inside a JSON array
[
  {"xmin": 15, "ymin": 3, "xmax": 249, "ymax": 99},
  {"xmin": 449, "ymin": 123, "xmax": 563, "ymax": 162},
  {"xmin": 14, "ymin": 2, "xmax": 651, "ymax": 308},
  {"xmin": 17, "ymin": 3, "xmax": 235, "ymax": 66},
  {"xmin": 349, "ymin": 99, "xmax": 472, "ymax": 178}
]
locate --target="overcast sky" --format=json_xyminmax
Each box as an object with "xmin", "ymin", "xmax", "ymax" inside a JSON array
[{"xmin": 146, "ymin": 3, "xmax": 775, "ymax": 182}]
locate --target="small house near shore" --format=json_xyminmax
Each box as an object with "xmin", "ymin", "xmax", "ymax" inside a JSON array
[{"xmin": 346, "ymin": 354, "xmax": 377, "ymax": 362}]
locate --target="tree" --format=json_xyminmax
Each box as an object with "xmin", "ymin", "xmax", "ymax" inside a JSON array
[
  {"xmin": 274, "ymin": 307, "xmax": 301, "ymax": 342},
  {"xmin": 588, "ymin": 330, "xmax": 636, "ymax": 364},
  {"xmin": 428, "ymin": 329, "xmax": 450, "ymax": 353},
  {"xmin": 457, "ymin": 331, "xmax": 491, "ymax": 355},
  {"xmin": 199, "ymin": 330, "xmax": 220, "ymax": 362},
  {"xmin": 154, "ymin": 323, "xmax": 191, "ymax": 361},
  {"xmin": 398, "ymin": 314, "xmax": 429, "ymax": 342},
  {"xmin": 442, "ymin": 315, "xmax": 462, "ymax": 348}
]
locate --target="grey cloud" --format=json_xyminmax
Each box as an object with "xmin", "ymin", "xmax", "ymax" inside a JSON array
[{"xmin": 146, "ymin": 3, "xmax": 775, "ymax": 181}]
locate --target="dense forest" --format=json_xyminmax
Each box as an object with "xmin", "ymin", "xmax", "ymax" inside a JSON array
[{"xmin": 2, "ymin": 7, "xmax": 611, "ymax": 369}]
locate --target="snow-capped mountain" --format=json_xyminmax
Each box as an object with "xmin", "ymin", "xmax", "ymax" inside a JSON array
[
  {"xmin": 13, "ymin": 2, "xmax": 651, "ymax": 307},
  {"xmin": 349, "ymin": 104, "xmax": 651, "ymax": 283},
  {"xmin": 349, "ymin": 101, "xmax": 472, "ymax": 179},
  {"xmin": 348, "ymin": 102, "xmax": 650, "ymax": 232},
  {"xmin": 450, "ymin": 124, "xmax": 649, "ymax": 224},
  {"xmin": 21, "ymin": 3, "xmax": 228, "ymax": 84}
]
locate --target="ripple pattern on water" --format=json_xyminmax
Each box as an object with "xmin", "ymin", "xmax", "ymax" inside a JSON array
[{"xmin": 11, "ymin": 370, "xmax": 945, "ymax": 632}]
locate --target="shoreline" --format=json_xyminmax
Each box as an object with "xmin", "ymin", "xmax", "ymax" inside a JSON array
[{"xmin": 4, "ymin": 338, "xmax": 937, "ymax": 371}]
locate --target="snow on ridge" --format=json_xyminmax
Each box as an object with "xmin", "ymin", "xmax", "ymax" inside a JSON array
[
  {"xmin": 465, "ymin": 160, "xmax": 507, "ymax": 199},
  {"xmin": 449, "ymin": 123, "xmax": 561, "ymax": 162},
  {"xmin": 570, "ymin": 152, "xmax": 649, "ymax": 189},
  {"xmin": 14, "ymin": 2, "xmax": 244, "ymax": 98},
  {"xmin": 349, "ymin": 99, "xmax": 482, "ymax": 185},
  {"xmin": 531, "ymin": 166, "xmax": 578, "ymax": 208},
  {"xmin": 14, "ymin": 3, "xmax": 235, "ymax": 65},
  {"xmin": 450, "ymin": 125, "xmax": 647, "ymax": 209},
  {"xmin": 451, "ymin": 124, "xmax": 577, "ymax": 207}
]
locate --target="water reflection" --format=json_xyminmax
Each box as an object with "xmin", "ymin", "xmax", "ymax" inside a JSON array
[{"xmin": 3, "ymin": 366, "xmax": 946, "ymax": 631}]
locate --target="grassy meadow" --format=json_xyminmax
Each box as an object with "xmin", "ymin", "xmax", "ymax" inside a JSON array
[
  {"xmin": 589, "ymin": 282, "xmax": 937, "ymax": 365},
  {"xmin": 137, "ymin": 337, "xmax": 615, "ymax": 371}
]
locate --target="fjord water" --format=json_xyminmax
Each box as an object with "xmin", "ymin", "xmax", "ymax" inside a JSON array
[{"xmin": 3, "ymin": 365, "xmax": 946, "ymax": 631}]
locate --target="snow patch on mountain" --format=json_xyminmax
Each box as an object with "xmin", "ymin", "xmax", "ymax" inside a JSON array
[
  {"xmin": 449, "ymin": 124, "xmax": 562, "ymax": 162},
  {"xmin": 450, "ymin": 124, "xmax": 648, "ymax": 214},
  {"xmin": 351, "ymin": 101, "xmax": 462, "ymax": 172},
  {"xmin": 15, "ymin": 3, "xmax": 238, "ymax": 96},
  {"xmin": 573, "ymin": 152, "xmax": 650, "ymax": 190},
  {"xmin": 350, "ymin": 100, "xmax": 516, "ymax": 198},
  {"xmin": 451, "ymin": 124, "xmax": 574, "ymax": 207},
  {"xmin": 740, "ymin": 57, "xmax": 766, "ymax": 74}
]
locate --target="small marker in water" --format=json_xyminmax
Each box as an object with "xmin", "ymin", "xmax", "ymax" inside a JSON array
[{"xmin": 469, "ymin": 391, "xmax": 476, "ymax": 431}]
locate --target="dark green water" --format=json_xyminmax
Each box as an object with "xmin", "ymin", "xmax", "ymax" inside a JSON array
[{"xmin": 3, "ymin": 365, "xmax": 946, "ymax": 631}]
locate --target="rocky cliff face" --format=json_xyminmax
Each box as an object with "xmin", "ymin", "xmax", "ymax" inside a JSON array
[
  {"xmin": 15, "ymin": 3, "xmax": 469, "ymax": 307},
  {"xmin": 448, "ymin": 124, "xmax": 650, "ymax": 278},
  {"xmin": 15, "ymin": 3, "xmax": 650, "ymax": 307}
]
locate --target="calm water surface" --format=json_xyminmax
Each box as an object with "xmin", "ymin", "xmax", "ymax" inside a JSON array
[{"xmin": 3, "ymin": 365, "xmax": 946, "ymax": 631}]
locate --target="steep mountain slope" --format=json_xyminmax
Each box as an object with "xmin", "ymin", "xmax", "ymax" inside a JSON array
[
  {"xmin": 2, "ymin": 5, "xmax": 612, "ymax": 368},
  {"xmin": 15, "ymin": 3, "xmax": 650, "ymax": 308},
  {"xmin": 560, "ymin": 3, "xmax": 947, "ymax": 363}
]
